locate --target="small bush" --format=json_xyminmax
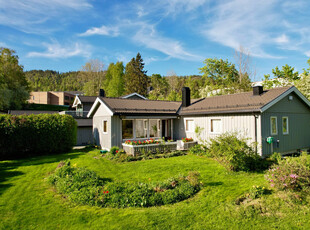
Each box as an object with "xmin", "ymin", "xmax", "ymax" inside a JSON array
[
  {"xmin": 188, "ymin": 144, "xmax": 208, "ymax": 156},
  {"xmin": 235, "ymin": 185, "xmax": 270, "ymax": 205},
  {"xmin": 205, "ymin": 133, "xmax": 261, "ymax": 171},
  {"xmin": 0, "ymin": 114, "xmax": 77, "ymax": 159},
  {"xmin": 265, "ymin": 153, "xmax": 310, "ymax": 192},
  {"xmin": 110, "ymin": 146, "xmax": 120, "ymax": 155},
  {"xmin": 48, "ymin": 161, "xmax": 202, "ymax": 208}
]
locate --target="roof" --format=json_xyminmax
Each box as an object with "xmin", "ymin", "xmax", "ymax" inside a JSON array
[
  {"xmin": 88, "ymin": 86, "xmax": 310, "ymax": 117},
  {"xmin": 180, "ymin": 86, "xmax": 293, "ymax": 115},
  {"xmin": 121, "ymin": 93, "xmax": 147, "ymax": 100},
  {"xmin": 78, "ymin": 96, "xmax": 97, "ymax": 103},
  {"xmin": 100, "ymin": 97, "xmax": 181, "ymax": 115}
]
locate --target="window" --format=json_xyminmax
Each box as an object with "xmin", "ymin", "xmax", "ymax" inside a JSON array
[
  {"xmin": 135, "ymin": 120, "xmax": 147, "ymax": 138},
  {"xmin": 270, "ymin": 116, "xmax": 277, "ymax": 135},
  {"xmin": 122, "ymin": 120, "xmax": 133, "ymax": 139},
  {"xmin": 185, "ymin": 119, "xmax": 194, "ymax": 132},
  {"xmin": 64, "ymin": 96, "xmax": 69, "ymax": 100},
  {"xmin": 149, "ymin": 119, "xmax": 159, "ymax": 137},
  {"xmin": 210, "ymin": 119, "xmax": 222, "ymax": 134},
  {"xmin": 282, "ymin": 117, "xmax": 289, "ymax": 135},
  {"xmin": 103, "ymin": 120, "xmax": 108, "ymax": 133}
]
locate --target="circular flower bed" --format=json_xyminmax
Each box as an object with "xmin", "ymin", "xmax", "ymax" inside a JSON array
[{"xmin": 48, "ymin": 160, "xmax": 202, "ymax": 208}]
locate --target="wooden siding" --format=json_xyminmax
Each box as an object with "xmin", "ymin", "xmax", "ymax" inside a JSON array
[
  {"xmin": 261, "ymin": 92, "xmax": 310, "ymax": 156},
  {"xmin": 92, "ymin": 103, "xmax": 112, "ymax": 149},
  {"xmin": 76, "ymin": 127, "xmax": 93, "ymax": 146},
  {"xmin": 174, "ymin": 114, "xmax": 262, "ymax": 155}
]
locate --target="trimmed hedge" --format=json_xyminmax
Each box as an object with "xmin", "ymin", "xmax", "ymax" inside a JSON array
[{"xmin": 0, "ymin": 114, "xmax": 77, "ymax": 159}]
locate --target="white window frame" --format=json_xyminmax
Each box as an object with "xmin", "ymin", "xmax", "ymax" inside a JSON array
[
  {"xmin": 210, "ymin": 118, "xmax": 222, "ymax": 134},
  {"xmin": 282, "ymin": 116, "xmax": 289, "ymax": 135},
  {"xmin": 102, "ymin": 120, "xmax": 108, "ymax": 134},
  {"xmin": 185, "ymin": 119, "xmax": 194, "ymax": 132},
  {"xmin": 270, "ymin": 116, "xmax": 278, "ymax": 135}
]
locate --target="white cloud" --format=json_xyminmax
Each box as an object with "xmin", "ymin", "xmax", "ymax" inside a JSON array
[
  {"xmin": 132, "ymin": 22, "xmax": 202, "ymax": 61},
  {"xmin": 275, "ymin": 34, "xmax": 289, "ymax": 44},
  {"xmin": 79, "ymin": 25, "xmax": 119, "ymax": 37},
  {"xmin": 27, "ymin": 42, "xmax": 91, "ymax": 58},
  {"xmin": 0, "ymin": 0, "xmax": 92, "ymax": 33},
  {"xmin": 201, "ymin": 0, "xmax": 286, "ymax": 58},
  {"xmin": 305, "ymin": 50, "xmax": 310, "ymax": 57}
]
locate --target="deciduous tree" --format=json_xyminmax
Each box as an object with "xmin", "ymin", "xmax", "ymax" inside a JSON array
[{"xmin": 0, "ymin": 47, "xmax": 30, "ymax": 110}]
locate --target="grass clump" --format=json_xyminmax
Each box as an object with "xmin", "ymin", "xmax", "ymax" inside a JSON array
[{"xmin": 48, "ymin": 160, "xmax": 202, "ymax": 208}]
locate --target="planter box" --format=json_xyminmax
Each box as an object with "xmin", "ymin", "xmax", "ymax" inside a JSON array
[
  {"xmin": 177, "ymin": 141, "xmax": 198, "ymax": 150},
  {"xmin": 122, "ymin": 142, "xmax": 177, "ymax": 156}
]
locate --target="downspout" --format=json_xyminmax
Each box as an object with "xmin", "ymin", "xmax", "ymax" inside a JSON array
[{"xmin": 253, "ymin": 114, "xmax": 258, "ymax": 154}]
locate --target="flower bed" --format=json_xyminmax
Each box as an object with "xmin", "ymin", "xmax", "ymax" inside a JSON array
[{"xmin": 182, "ymin": 137, "xmax": 194, "ymax": 143}]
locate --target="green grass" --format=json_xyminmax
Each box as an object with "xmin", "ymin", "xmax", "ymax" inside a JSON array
[{"xmin": 1, "ymin": 148, "xmax": 310, "ymax": 229}]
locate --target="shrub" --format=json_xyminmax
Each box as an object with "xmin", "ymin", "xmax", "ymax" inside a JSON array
[
  {"xmin": 205, "ymin": 133, "xmax": 261, "ymax": 171},
  {"xmin": 0, "ymin": 114, "xmax": 77, "ymax": 159},
  {"xmin": 188, "ymin": 144, "xmax": 208, "ymax": 156},
  {"xmin": 235, "ymin": 185, "xmax": 269, "ymax": 205},
  {"xmin": 265, "ymin": 153, "xmax": 310, "ymax": 192},
  {"xmin": 48, "ymin": 161, "xmax": 202, "ymax": 208},
  {"xmin": 109, "ymin": 146, "xmax": 119, "ymax": 155}
]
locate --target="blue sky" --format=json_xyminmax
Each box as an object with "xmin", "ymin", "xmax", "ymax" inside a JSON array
[{"xmin": 1, "ymin": 0, "xmax": 310, "ymax": 81}]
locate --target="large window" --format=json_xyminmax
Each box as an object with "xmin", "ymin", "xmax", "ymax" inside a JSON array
[
  {"xmin": 270, "ymin": 116, "xmax": 277, "ymax": 135},
  {"xmin": 122, "ymin": 120, "xmax": 133, "ymax": 139},
  {"xmin": 185, "ymin": 119, "xmax": 194, "ymax": 132},
  {"xmin": 282, "ymin": 117, "xmax": 289, "ymax": 135},
  {"xmin": 102, "ymin": 120, "xmax": 107, "ymax": 134},
  {"xmin": 135, "ymin": 120, "xmax": 147, "ymax": 138},
  {"xmin": 210, "ymin": 119, "xmax": 222, "ymax": 134}
]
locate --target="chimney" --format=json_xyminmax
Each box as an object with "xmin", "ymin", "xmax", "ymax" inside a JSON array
[
  {"xmin": 253, "ymin": 85, "xmax": 263, "ymax": 96},
  {"xmin": 99, "ymin": 89, "xmax": 105, "ymax": 97},
  {"xmin": 182, "ymin": 87, "xmax": 190, "ymax": 107}
]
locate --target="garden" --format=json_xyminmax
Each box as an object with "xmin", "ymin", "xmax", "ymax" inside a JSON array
[{"xmin": 1, "ymin": 138, "xmax": 310, "ymax": 229}]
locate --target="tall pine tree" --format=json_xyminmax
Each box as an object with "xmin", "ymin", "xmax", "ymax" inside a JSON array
[{"xmin": 124, "ymin": 53, "xmax": 148, "ymax": 96}]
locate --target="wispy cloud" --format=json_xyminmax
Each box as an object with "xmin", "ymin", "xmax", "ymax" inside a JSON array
[
  {"xmin": 79, "ymin": 25, "xmax": 119, "ymax": 37},
  {"xmin": 27, "ymin": 41, "xmax": 92, "ymax": 58},
  {"xmin": 274, "ymin": 34, "xmax": 289, "ymax": 44},
  {"xmin": 0, "ymin": 0, "xmax": 92, "ymax": 33},
  {"xmin": 202, "ymin": 0, "xmax": 282, "ymax": 58},
  {"xmin": 133, "ymin": 23, "xmax": 201, "ymax": 61}
]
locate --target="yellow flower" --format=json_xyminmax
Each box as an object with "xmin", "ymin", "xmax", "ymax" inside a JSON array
[{"xmin": 73, "ymin": 163, "xmax": 77, "ymax": 167}]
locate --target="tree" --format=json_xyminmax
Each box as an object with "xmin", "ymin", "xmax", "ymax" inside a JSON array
[
  {"xmin": 124, "ymin": 53, "xmax": 148, "ymax": 97},
  {"xmin": 79, "ymin": 59, "xmax": 106, "ymax": 96},
  {"xmin": 105, "ymin": 62, "xmax": 125, "ymax": 97},
  {"xmin": 148, "ymin": 74, "xmax": 169, "ymax": 100},
  {"xmin": 199, "ymin": 58, "xmax": 240, "ymax": 96},
  {"xmin": 272, "ymin": 64, "xmax": 299, "ymax": 81},
  {"xmin": 234, "ymin": 46, "xmax": 254, "ymax": 91},
  {"xmin": 0, "ymin": 47, "xmax": 30, "ymax": 110}
]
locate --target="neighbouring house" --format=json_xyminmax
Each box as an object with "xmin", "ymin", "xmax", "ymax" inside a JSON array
[
  {"xmin": 72, "ymin": 90, "xmax": 147, "ymax": 117},
  {"xmin": 28, "ymin": 91, "xmax": 83, "ymax": 106},
  {"xmin": 88, "ymin": 86, "xmax": 310, "ymax": 157}
]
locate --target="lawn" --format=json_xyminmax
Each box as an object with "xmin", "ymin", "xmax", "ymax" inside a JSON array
[{"xmin": 1, "ymin": 148, "xmax": 310, "ymax": 229}]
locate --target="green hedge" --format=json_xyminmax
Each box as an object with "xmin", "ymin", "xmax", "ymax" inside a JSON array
[{"xmin": 0, "ymin": 114, "xmax": 77, "ymax": 159}]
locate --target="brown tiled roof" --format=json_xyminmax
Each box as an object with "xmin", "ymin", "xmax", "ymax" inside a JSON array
[
  {"xmin": 100, "ymin": 97, "xmax": 181, "ymax": 115},
  {"xmin": 78, "ymin": 96, "xmax": 97, "ymax": 103},
  {"xmin": 180, "ymin": 86, "xmax": 292, "ymax": 115}
]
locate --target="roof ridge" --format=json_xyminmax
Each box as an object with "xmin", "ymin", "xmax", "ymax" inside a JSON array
[{"xmin": 101, "ymin": 96, "xmax": 182, "ymax": 103}]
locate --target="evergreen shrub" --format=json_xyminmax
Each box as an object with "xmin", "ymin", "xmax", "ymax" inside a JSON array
[{"xmin": 0, "ymin": 114, "xmax": 77, "ymax": 159}]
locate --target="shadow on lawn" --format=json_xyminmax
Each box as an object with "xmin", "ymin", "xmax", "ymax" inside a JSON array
[
  {"xmin": 0, "ymin": 148, "xmax": 88, "ymax": 195},
  {"xmin": 204, "ymin": 182, "xmax": 223, "ymax": 186}
]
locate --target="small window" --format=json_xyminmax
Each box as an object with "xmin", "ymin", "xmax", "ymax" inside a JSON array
[
  {"xmin": 185, "ymin": 119, "xmax": 194, "ymax": 132},
  {"xmin": 282, "ymin": 117, "xmax": 289, "ymax": 135},
  {"xmin": 65, "ymin": 96, "xmax": 69, "ymax": 100},
  {"xmin": 103, "ymin": 120, "xmax": 108, "ymax": 134},
  {"xmin": 210, "ymin": 119, "xmax": 222, "ymax": 134},
  {"xmin": 270, "ymin": 116, "xmax": 277, "ymax": 135}
]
